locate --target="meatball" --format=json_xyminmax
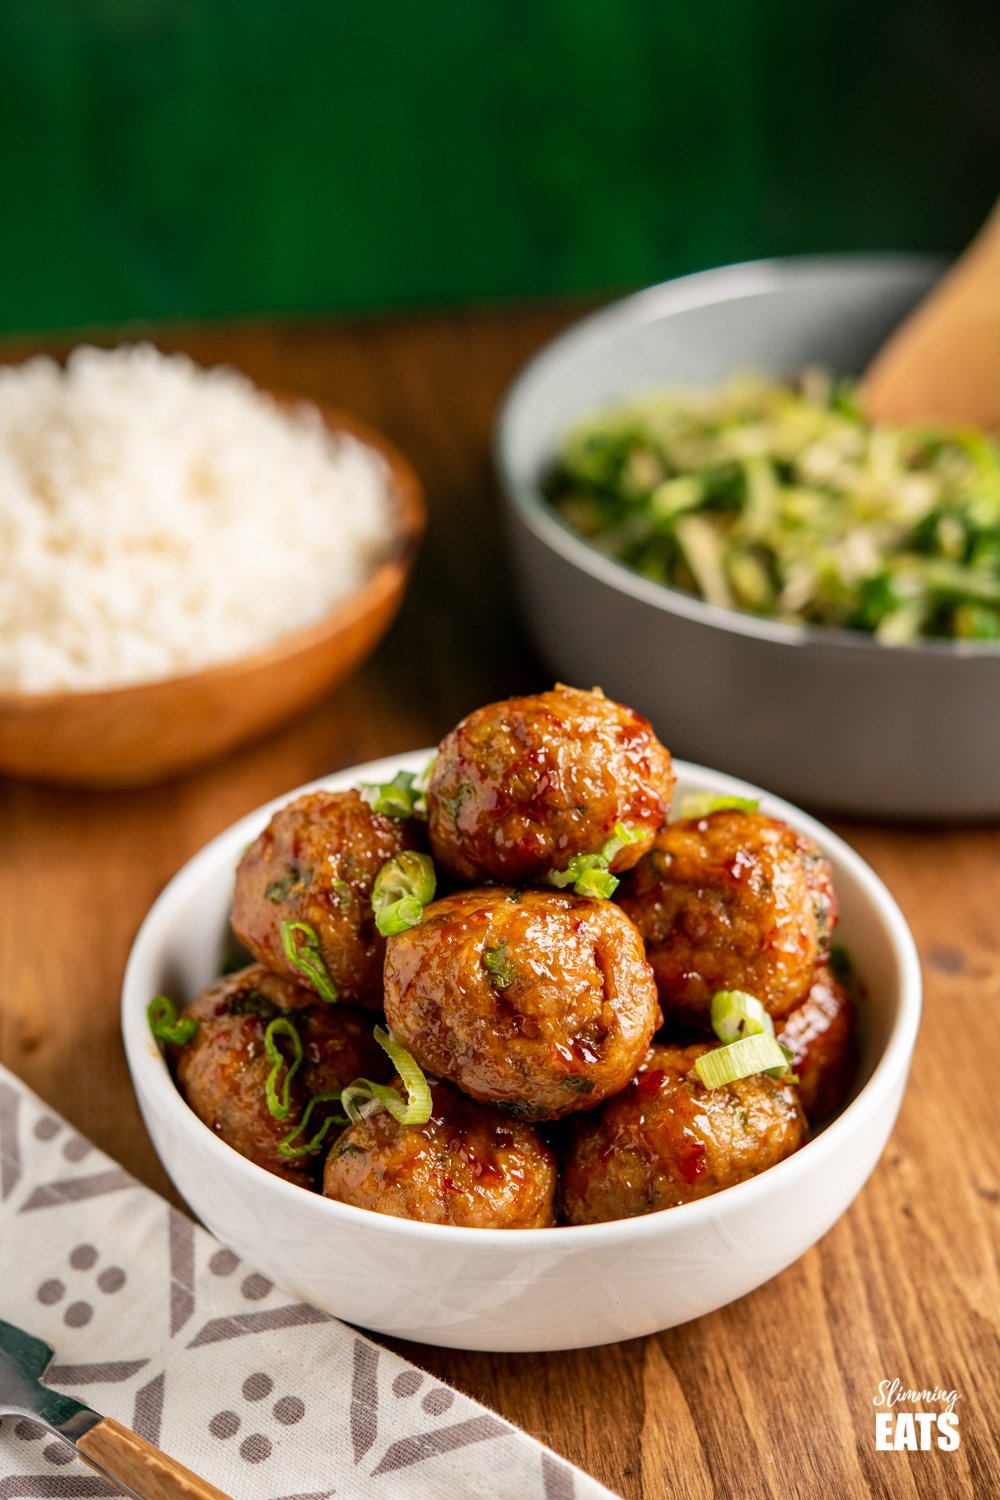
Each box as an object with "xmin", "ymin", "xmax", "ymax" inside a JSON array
[
  {"xmin": 618, "ymin": 810, "xmax": 824, "ymax": 1025},
  {"xmin": 427, "ymin": 684, "xmax": 675, "ymax": 886},
  {"xmin": 800, "ymin": 839, "xmax": 839, "ymax": 953},
  {"xmin": 776, "ymin": 960, "xmax": 855, "ymax": 1122},
  {"xmin": 383, "ymin": 887, "xmax": 660, "ymax": 1120},
  {"xmin": 323, "ymin": 1080, "xmax": 557, "ymax": 1227},
  {"xmin": 174, "ymin": 966, "xmax": 387, "ymax": 1188},
  {"xmin": 562, "ymin": 1042, "xmax": 807, "ymax": 1223},
  {"xmin": 232, "ymin": 789, "xmax": 426, "ymax": 1007}
]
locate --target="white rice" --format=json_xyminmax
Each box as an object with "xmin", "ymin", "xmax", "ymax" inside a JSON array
[{"xmin": 0, "ymin": 344, "xmax": 399, "ymax": 693}]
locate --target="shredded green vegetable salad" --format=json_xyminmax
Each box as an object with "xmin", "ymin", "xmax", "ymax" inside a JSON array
[{"xmin": 545, "ymin": 372, "xmax": 1000, "ymax": 644}]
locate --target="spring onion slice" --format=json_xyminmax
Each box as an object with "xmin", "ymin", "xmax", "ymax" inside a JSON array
[
  {"xmin": 277, "ymin": 1029, "xmax": 434, "ymax": 1157},
  {"xmin": 710, "ymin": 989, "xmax": 772, "ymax": 1044},
  {"xmin": 548, "ymin": 853, "xmax": 618, "ymax": 898},
  {"xmin": 601, "ymin": 821, "xmax": 645, "ymax": 864},
  {"xmin": 377, "ymin": 895, "xmax": 426, "ymax": 934},
  {"xmin": 280, "ymin": 920, "xmax": 338, "ymax": 1003},
  {"xmin": 277, "ymin": 1092, "xmax": 347, "ymax": 1159},
  {"xmin": 679, "ymin": 792, "xmax": 760, "ymax": 820},
  {"xmin": 547, "ymin": 853, "xmax": 610, "ymax": 894},
  {"xmin": 342, "ymin": 1027, "xmax": 433, "ymax": 1126},
  {"xmin": 147, "ymin": 996, "xmax": 198, "ymax": 1046},
  {"xmin": 361, "ymin": 769, "xmax": 422, "ymax": 820},
  {"xmin": 338, "ymin": 1080, "xmax": 415, "ymax": 1127},
  {"xmin": 263, "ymin": 1017, "xmax": 304, "ymax": 1121},
  {"xmin": 763, "ymin": 1042, "xmax": 798, "ymax": 1081},
  {"xmin": 372, "ymin": 851, "xmax": 436, "ymax": 937},
  {"xmin": 547, "ymin": 821, "xmax": 642, "ymax": 898},
  {"xmin": 694, "ymin": 1033, "xmax": 794, "ymax": 1090}
]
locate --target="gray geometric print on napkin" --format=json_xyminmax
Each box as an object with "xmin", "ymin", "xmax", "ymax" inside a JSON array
[
  {"xmin": 0, "ymin": 1064, "xmax": 620, "ymax": 1500},
  {"xmin": 168, "ymin": 1210, "xmax": 196, "ymax": 1337},
  {"xmin": 0, "ymin": 1084, "xmax": 21, "ymax": 1202},
  {"xmin": 350, "ymin": 1341, "xmax": 508, "ymax": 1476},
  {"xmin": 0, "ymin": 1479, "xmax": 117, "ymax": 1497}
]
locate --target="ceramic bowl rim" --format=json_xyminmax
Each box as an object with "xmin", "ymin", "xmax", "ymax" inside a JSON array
[
  {"xmin": 496, "ymin": 252, "xmax": 998, "ymax": 661},
  {"xmin": 122, "ymin": 748, "xmax": 922, "ymax": 1252}
]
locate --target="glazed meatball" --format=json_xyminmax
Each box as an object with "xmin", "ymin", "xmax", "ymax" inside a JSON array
[
  {"xmin": 323, "ymin": 1080, "xmax": 557, "ymax": 1227},
  {"xmin": 798, "ymin": 839, "xmax": 839, "ymax": 953},
  {"xmin": 174, "ymin": 966, "xmax": 387, "ymax": 1188},
  {"xmin": 776, "ymin": 960, "xmax": 855, "ymax": 1122},
  {"xmin": 562, "ymin": 1042, "xmax": 807, "ymax": 1224},
  {"xmin": 383, "ymin": 887, "xmax": 660, "ymax": 1120},
  {"xmin": 618, "ymin": 810, "xmax": 825, "ymax": 1025},
  {"xmin": 232, "ymin": 789, "xmax": 426, "ymax": 1007},
  {"xmin": 427, "ymin": 684, "xmax": 675, "ymax": 886}
]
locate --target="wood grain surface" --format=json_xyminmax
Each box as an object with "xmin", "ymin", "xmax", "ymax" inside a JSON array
[{"xmin": 1, "ymin": 309, "xmax": 997, "ymax": 1500}]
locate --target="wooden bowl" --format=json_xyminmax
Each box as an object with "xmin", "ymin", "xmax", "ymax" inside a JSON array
[{"xmin": 0, "ymin": 403, "xmax": 425, "ymax": 788}]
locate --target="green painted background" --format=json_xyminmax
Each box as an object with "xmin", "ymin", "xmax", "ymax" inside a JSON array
[{"xmin": 1, "ymin": 0, "xmax": 997, "ymax": 335}]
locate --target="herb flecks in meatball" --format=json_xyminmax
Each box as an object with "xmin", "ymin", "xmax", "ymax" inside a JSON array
[
  {"xmin": 232, "ymin": 789, "xmax": 426, "ymax": 1007},
  {"xmin": 427, "ymin": 685, "xmax": 675, "ymax": 886},
  {"xmin": 618, "ymin": 809, "xmax": 827, "ymax": 1025},
  {"xmin": 383, "ymin": 886, "xmax": 661, "ymax": 1120},
  {"xmin": 561, "ymin": 1042, "xmax": 807, "ymax": 1223},
  {"xmin": 174, "ymin": 966, "xmax": 389, "ymax": 1187},
  {"xmin": 323, "ymin": 1079, "xmax": 557, "ymax": 1227}
]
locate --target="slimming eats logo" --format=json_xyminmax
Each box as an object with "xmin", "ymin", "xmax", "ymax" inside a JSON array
[{"xmin": 874, "ymin": 1379, "xmax": 960, "ymax": 1451}]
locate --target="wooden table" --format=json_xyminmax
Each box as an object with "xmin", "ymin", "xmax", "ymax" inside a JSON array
[{"xmin": 1, "ymin": 309, "xmax": 997, "ymax": 1500}]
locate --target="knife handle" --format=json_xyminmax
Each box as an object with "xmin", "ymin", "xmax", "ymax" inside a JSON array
[{"xmin": 76, "ymin": 1416, "xmax": 233, "ymax": 1500}]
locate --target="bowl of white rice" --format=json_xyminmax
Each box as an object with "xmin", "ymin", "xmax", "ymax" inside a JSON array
[{"xmin": 0, "ymin": 344, "xmax": 424, "ymax": 786}]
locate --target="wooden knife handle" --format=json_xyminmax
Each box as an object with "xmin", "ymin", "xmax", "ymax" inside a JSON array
[{"xmin": 76, "ymin": 1416, "xmax": 233, "ymax": 1500}]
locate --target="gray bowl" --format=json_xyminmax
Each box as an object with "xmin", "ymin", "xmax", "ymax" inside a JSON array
[{"xmin": 497, "ymin": 255, "xmax": 1000, "ymax": 821}]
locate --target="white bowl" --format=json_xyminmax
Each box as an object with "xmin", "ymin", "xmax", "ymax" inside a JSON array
[{"xmin": 122, "ymin": 750, "xmax": 921, "ymax": 1353}]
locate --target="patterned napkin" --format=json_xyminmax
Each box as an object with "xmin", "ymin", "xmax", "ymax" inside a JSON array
[{"xmin": 0, "ymin": 1065, "xmax": 620, "ymax": 1500}]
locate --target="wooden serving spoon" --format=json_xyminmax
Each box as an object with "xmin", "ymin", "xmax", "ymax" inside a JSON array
[{"xmin": 863, "ymin": 196, "xmax": 1000, "ymax": 430}]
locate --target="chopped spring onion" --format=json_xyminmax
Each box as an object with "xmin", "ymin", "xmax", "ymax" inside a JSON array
[
  {"xmin": 361, "ymin": 769, "xmax": 423, "ymax": 820},
  {"xmin": 372, "ymin": 851, "xmax": 436, "ymax": 937},
  {"xmin": 278, "ymin": 1027, "xmax": 434, "ymax": 1158},
  {"xmin": 762, "ymin": 1043, "xmax": 799, "ymax": 1082},
  {"xmin": 547, "ymin": 821, "xmax": 643, "ymax": 898},
  {"xmin": 691, "ymin": 986, "xmax": 797, "ymax": 1088},
  {"xmin": 342, "ymin": 1027, "xmax": 434, "ymax": 1126},
  {"xmin": 277, "ymin": 1092, "xmax": 347, "ymax": 1159},
  {"xmin": 602, "ymin": 821, "xmax": 645, "ymax": 863},
  {"xmin": 693, "ymin": 1033, "xmax": 795, "ymax": 1090},
  {"xmin": 679, "ymin": 792, "xmax": 760, "ymax": 820},
  {"xmin": 710, "ymin": 989, "xmax": 772, "ymax": 1044},
  {"xmin": 278, "ymin": 1027, "xmax": 433, "ymax": 1158},
  {"xmin": 548, "ymin": 855, "xmax": 618, "ymax": 899},
  {"xmin": 263, "ymin": 1017, "xmax": 304, "ymax": 1121},
  {"xmin": 147, "ymin": 996, "xmax": 198, "ymax": 1047},
  {"xmin": 280, "ymin": 920, "xmax": 338, "ymax": 1003}
]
